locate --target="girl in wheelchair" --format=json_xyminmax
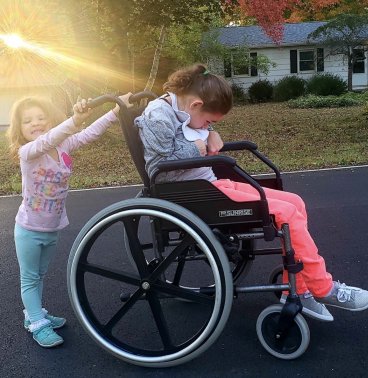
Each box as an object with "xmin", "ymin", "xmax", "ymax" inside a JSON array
[{"xmin": 135, "ymin": 63, "xmax": 368, "ymax": 322}]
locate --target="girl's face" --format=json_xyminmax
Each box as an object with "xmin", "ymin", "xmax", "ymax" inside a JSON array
[
  {"xmin": 188, "ymin": 101, "xmax": 224, "ymax": 130},
  {"xmin": 20, "ymin": 106, "xmax": 51, "ymax": 142}
]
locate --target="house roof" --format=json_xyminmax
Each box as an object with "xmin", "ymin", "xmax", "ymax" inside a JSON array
[{"xmin": 216, "ymin": 21, "xmax": 327, "ymax": 48}]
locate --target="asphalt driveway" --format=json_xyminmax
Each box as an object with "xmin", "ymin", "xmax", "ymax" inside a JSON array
[{"xmin": 1, "ymin": 166, "xmax": 368, "ymax": 377}]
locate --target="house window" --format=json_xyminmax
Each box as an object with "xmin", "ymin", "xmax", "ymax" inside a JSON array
[
  {"xmin": 299, "ymin": 50, "xmax": 315, "ymax": 72},
  {"xmin": 353, "ymin": 48, "xmax": 365, "ymax": 74},
  {"xmin": 224, "ymin": 52, "xmax": 258, "ymax": 77},
  {"xmin": 290, "ymin": 49, "xmax": 324, "ymax": 73},
  {"xmin": 232, "ymin": 52, "xmax": 249, "ymax": 75}
]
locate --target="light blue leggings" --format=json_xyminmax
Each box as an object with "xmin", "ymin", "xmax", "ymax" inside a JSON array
[{"xmin": 14, "ymin": 224, "xmax": 59, "ymax": 323}]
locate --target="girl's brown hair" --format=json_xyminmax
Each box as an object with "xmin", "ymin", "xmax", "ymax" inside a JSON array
[
  {"xmin": 163, "ymin": 64, "xmax": 233, "ymax": 115},
  {"xmin": 6, "ymin": 96, "xmax": 67, "ymax": 161}
]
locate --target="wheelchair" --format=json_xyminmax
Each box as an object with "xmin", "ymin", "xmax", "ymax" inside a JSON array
[{"xmin": 67, "ymin": 92, "xmax": 310, "ymax": 368}]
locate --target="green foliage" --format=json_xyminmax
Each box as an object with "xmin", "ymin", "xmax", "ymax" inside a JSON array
[
  {"xmin": 308, "ymin": 13, "xmax": 368, "ymax": 51},
  {"xmin": 273, "ymin": 76, "xmax": 306, "ymax": 102},
  {"xmin": 307, "ymin": 13, "xmax": 368, "ymax": 90},
  {"xmin": 248, "ymin": 80, "xmax": 273, "ymax": 103},
  {"xmin": 287, "ymin": 93, "xmax": 366, "ymax": 108},
  {"xmin": 231, "ymin": 83, "xmax": 247, "ymax": 105},
  {"xmin": 165, "ymin": 26, "xmax": 225, "ymax": 67},
  {"xmin": 306, "ymin": 73, "xmax": 347, "ymax": 96}
]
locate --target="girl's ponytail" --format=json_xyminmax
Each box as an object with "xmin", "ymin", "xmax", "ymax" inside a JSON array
[{"xmin": 163, "ymin": 63, "xmax": 233, "ymax": 115}]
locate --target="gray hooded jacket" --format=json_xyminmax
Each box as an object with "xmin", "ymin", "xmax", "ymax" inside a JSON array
[{"xmin": 134, "ymin": 94, "xmax": 216, "ymax": 183}]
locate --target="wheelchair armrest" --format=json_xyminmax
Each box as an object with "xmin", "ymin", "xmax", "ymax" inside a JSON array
[
  {"xmin": 156, "ymin": 155, "xmax": 236, "ymax": 172},
  {"xmin": 220, "ymin": 140, "xmax": 258, "ymax": 152},
  {"xmin": 220, "ymin": 140, "xmax": 282, "ymax": 186}
]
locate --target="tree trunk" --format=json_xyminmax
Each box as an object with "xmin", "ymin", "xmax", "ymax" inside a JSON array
[
  {"xmin": 347, "ymin": 48, "xmax": 353, "ymax": 92},
  {"xmin": 347, "ymin": 65, "xmax": 353, "ymax": 91},
  {"xmin": 144, "ymin": 25, "xmax": 167, "ymax": 92}
]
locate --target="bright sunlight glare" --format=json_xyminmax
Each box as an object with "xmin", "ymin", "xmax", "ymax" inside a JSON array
[
  {"xmin": 0, "ymin": 32, "xmax": 131, "ymax": 84},
  {"xmin": 0, "ymin": 33, "xmax": 50, "ymax": 55},
  {"xmin": 0, "ymin": 33, "xmax": 25, "ymax": 48},
  {"xmin": 0, "ymin": 0, "xmax": 132, "ymax": 88}
]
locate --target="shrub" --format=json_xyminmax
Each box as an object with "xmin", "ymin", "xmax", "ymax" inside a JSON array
[
  {"xmin": 231, "ymin": 83, "xmax": 247, "ymax": 104},
  {"xmin": 273, "ymin": 76, "xmax": 306, "ymax": 102},
  {"xmin": 248, "ymin": 80, "xmax": 273, "ymax": 102},
  {"xmin": 288, "ymin": 94, "xmax": 363, "ymax": 108},
  {"xmin": 306, "ymin": 73, "xmax": 347, "ymax": 96}
]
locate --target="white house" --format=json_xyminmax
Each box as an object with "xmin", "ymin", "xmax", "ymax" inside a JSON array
[{"xmin": 213, "ymin": 21, "xmax": 367, "ymax": 92}]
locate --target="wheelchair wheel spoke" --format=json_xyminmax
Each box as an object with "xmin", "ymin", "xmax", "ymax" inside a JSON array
[
  {"xmin": 79, "ymin": 261, "xmax": 140, "ymax": 286},
  {"xmin": 147, "ymin": 293, "xmax": 173, "ymax": 349},
  {"xmin": 103, "ymin": 288, "xmax": 145, "ymax": 334},
  {"xmin": 123, "ymin": 216, "xmax": 149, "ymax": 277},
  {"xmin": 172, "ymin": 257, "xmax": 186, "ymax": 285},
  {"xmin": 149, "ymin": 234, "xmax": 194, "ymax": 281}
]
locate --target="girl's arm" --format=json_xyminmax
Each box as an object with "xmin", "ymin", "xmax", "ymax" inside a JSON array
[
  {"xmin": 19, "ymin": 118, "xmax": 82, "ymax": 161},
  {"xmin": 63, "ymin": 110, "xmax": 117, "ymax": 153},
  {"xmin": 206, "ymin": 131, "xmax": 224, "ymax": 156},
  {"xmin": 138, "ymin": 114, "xmax": 200, "ymax": 161},
  {"xmin": 19, "ymin": 97, "xmax": 93, "ymax": 161},
  {"xmin": 65, "ymin": 93, "xmax": 132, "ymax": 152},
  {"xmin": 19, "ymin": 94, "xmax": 132, "ymax": 160}
]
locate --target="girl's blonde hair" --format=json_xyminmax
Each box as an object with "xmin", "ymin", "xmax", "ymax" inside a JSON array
[
  {"xmin": 6, "ymin": 96, "xmax": 67, "ymax": 161},
  {"xmin": 163, "ymin": 63, "xmax": 233, "ymax": 115}
]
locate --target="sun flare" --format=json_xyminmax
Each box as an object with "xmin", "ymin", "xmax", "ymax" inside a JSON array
[
  {"xmin": 0, "ymin": 0, "xmax": 131, "ymax": 90},
  {"xmin": 0, "ymin": 33, "xmax": 25, "ymax": 49}
]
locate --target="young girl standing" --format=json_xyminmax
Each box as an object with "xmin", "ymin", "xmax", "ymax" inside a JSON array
[
  {"xmin": 135, "ymin": 63, "xmax": 368, "ymax": 322},
  {"xmin": 7, "ymin": 93, "xmax": 132, "ymax": 348}
]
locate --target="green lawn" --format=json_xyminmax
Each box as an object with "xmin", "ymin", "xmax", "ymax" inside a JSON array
[{"xmin": 1, "ymin": 102, "xmax": 367, "ymax": 195}]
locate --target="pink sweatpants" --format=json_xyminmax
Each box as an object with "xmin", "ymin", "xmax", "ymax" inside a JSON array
[{"xmin": 213, "ymin": 179, "xmax": 333, "ymax": 297}]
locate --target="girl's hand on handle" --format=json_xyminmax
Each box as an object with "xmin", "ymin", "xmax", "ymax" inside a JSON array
[
  {"xmin": 72, "ymin": 98, "xmax": 93, "ymax": 126},
  {"xmin": 194, "ymin": 139, "xmax": 207, "ymax": 157},
  {"xmin": 207, "ymin": 131, "xmax": 223, "ymax": 156},
  {"xmin": 113, "ymin": 92, "xmax": 134, "ymax": 116}
]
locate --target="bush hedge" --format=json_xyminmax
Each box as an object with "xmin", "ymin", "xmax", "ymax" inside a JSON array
[
  {"xmin": 273, "ymin": 76, "xmax": 306, "ymax": 102},
  {"xmin": 248, "ymin": 80, "xmax": 273, "ymax": 102},
  {"xmin": 288, "ymin": 93, "xmax": 364, "ymax": 108},
  {"xmin": 231, "ymin": 83, "xmax": 247, "ymax": 104},
  {"xmin": 306, "ymin": 73, "xmax": 347, "ymax": 96}
]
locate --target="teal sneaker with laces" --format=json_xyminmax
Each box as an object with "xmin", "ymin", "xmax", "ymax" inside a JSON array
[
  {"xmin": 32, "ymin": 324, "xmax": 64, "ymax": 348},
  {"xmin": 24, "ymin": 314, "xmax": 66, "ymax": 331}
]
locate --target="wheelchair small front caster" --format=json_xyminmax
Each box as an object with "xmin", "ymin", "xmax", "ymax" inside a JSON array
[{"xmin": 256, "ymin": 304, "xmax": 310, "ymax": 360}]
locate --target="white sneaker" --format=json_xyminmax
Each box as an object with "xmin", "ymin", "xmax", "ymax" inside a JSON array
[
  {"xmin": 280, "ymin": 292, "xmax": 334, "ymax": 322},
  {"xmin": 316, "ymin": 281, "xmax": 368, "ymax": 311}
]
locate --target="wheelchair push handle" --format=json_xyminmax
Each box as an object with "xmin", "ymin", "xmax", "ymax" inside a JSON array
[
  {"xmin": 220, "ymin": 141, "xmax": 258, "ymax": 152},
  {"xmin": 87, "ymin": 91, "xmax": 157, "ymax": 109}
]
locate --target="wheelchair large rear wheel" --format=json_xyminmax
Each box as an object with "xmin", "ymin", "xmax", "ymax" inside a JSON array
[
  {"xmin": 68, "ymin": 198, "xmax": 233, "ymax": 367},
  {"xmin": 256, "ymin": 304, "xmax": 310, "ymax": 360}
]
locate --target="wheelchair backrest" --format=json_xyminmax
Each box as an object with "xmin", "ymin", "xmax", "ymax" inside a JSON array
[{"xmin": 117, "ymin": 92, "xmax": 158, "ymax": 189}]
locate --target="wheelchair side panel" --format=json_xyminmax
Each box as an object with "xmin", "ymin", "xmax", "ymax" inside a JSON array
[{"xmin": 152, "ymin": 180, "xmax": 268, "ymax": 229}]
